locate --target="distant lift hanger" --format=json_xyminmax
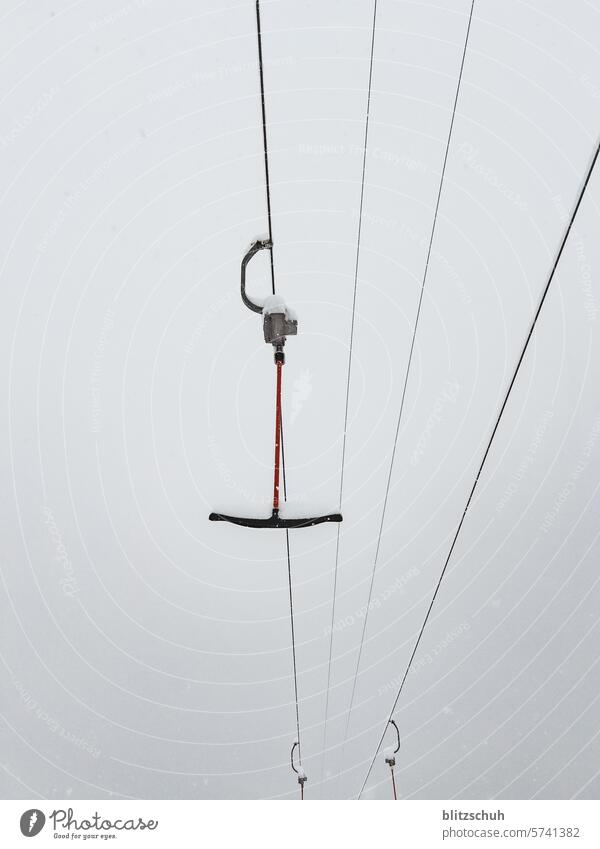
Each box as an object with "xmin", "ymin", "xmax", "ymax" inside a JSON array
[{"xmin": 208, "ymin": 4, "xmax": 342, "ymax": 531}]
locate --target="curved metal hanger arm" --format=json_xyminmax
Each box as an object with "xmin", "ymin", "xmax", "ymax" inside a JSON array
[{"xmin": 241, "ymin": 239, "xmax": 272, "ymax": 314}]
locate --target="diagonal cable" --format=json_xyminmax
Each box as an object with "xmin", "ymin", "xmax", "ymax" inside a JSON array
[
  {"xmin": 256, "ymin": 0, "xmax": 302, "ymax": 771},
  {"xmin": 286, "ymin": 529, "xmax": 302, "ymax": 762},
  {"xmin": 339, "ymin": 0, "xmax": 476, "ymax": 776},
  {"xmin": 256, "ymin": 0, "xmax": 276, "ymax": 295},
  {"xmin": 358, "ymin": 131, "xmax": 600, "ymax": 799}
]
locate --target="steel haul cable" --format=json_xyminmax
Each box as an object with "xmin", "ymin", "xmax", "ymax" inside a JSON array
[
  {"xmin": 286, "ymin": 530, "xmax": 302, "ymax": 765},
  {"xmin": 358, "ymin": 133, "xmax": 600, "ymax": 799},
  {"xmin": 338, "ymin": 0, "xmax": 476, "ymax": 785},
  {"xmin": 321, "ymin": 0, "xmax": 379, "ymax": 784},
  {"xmin": 255, "ymin": 0, "xmax": 303, "ymax": 788},
  {"xmin": 256, "ymin": 0, "xmax": 276, "ymax": 296}
]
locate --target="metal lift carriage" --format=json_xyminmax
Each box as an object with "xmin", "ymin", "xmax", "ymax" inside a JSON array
[{"xmin": 209, "ymin": 240, "xmax": 343, "ymax": 530}]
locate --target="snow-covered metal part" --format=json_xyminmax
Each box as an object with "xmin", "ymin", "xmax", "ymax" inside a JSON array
[
  {"xmin": 384, "ymin": 719, "xmax": 401, "ymax": 767},
  {"xmin": 240, "ymin": 239, "xmax": 270, "ymax": 314},
  {"xmin": 291, "ymin": 741, "xmax": 307, "ymax": 796},
  {"xmin": 262, "ymin": 294, "xmax": 298, "ymax": 345},
  {"xmin": 263, "ymin": 311, "xmax": 297, "ymax": 346},
  {"xmin": 240, "ymin": 240, "xmax": 298, "ymax": 346},
  {"xmin": 384, "ymin": 719, "xmax": 400, "ymax": 799}
]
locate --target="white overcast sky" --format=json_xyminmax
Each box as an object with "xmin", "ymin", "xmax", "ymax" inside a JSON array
[{"xmin": 1, "ymin": 0, "xmax": 600, "ymax": 800}]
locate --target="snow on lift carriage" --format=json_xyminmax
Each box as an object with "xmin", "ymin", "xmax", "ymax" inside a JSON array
[{"xmin": 208, "ymin": 238, "xmax": 343, "ymax": 530}]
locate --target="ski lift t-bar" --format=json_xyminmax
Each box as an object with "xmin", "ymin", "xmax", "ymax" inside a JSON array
[
  {"xmin": 208, "ymin": 4, "xmax": 342, "ymax": 531},
  {"xmin": 208, "ymin": 241, "xmax": 342, "ymax": 529}
]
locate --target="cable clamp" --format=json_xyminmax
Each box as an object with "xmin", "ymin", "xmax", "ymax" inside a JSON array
[
  {"xmin": 291, "ymin": 741, "xmax": 307, "ymax": 787},
  {"xmin": 384, "ymin": 719, "xmax": 401, "ymax": 767}
]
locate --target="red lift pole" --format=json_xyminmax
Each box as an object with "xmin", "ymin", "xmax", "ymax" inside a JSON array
[{"xmin": 272, "ymin": 355, "xmax": 283, "ymax": 513}]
